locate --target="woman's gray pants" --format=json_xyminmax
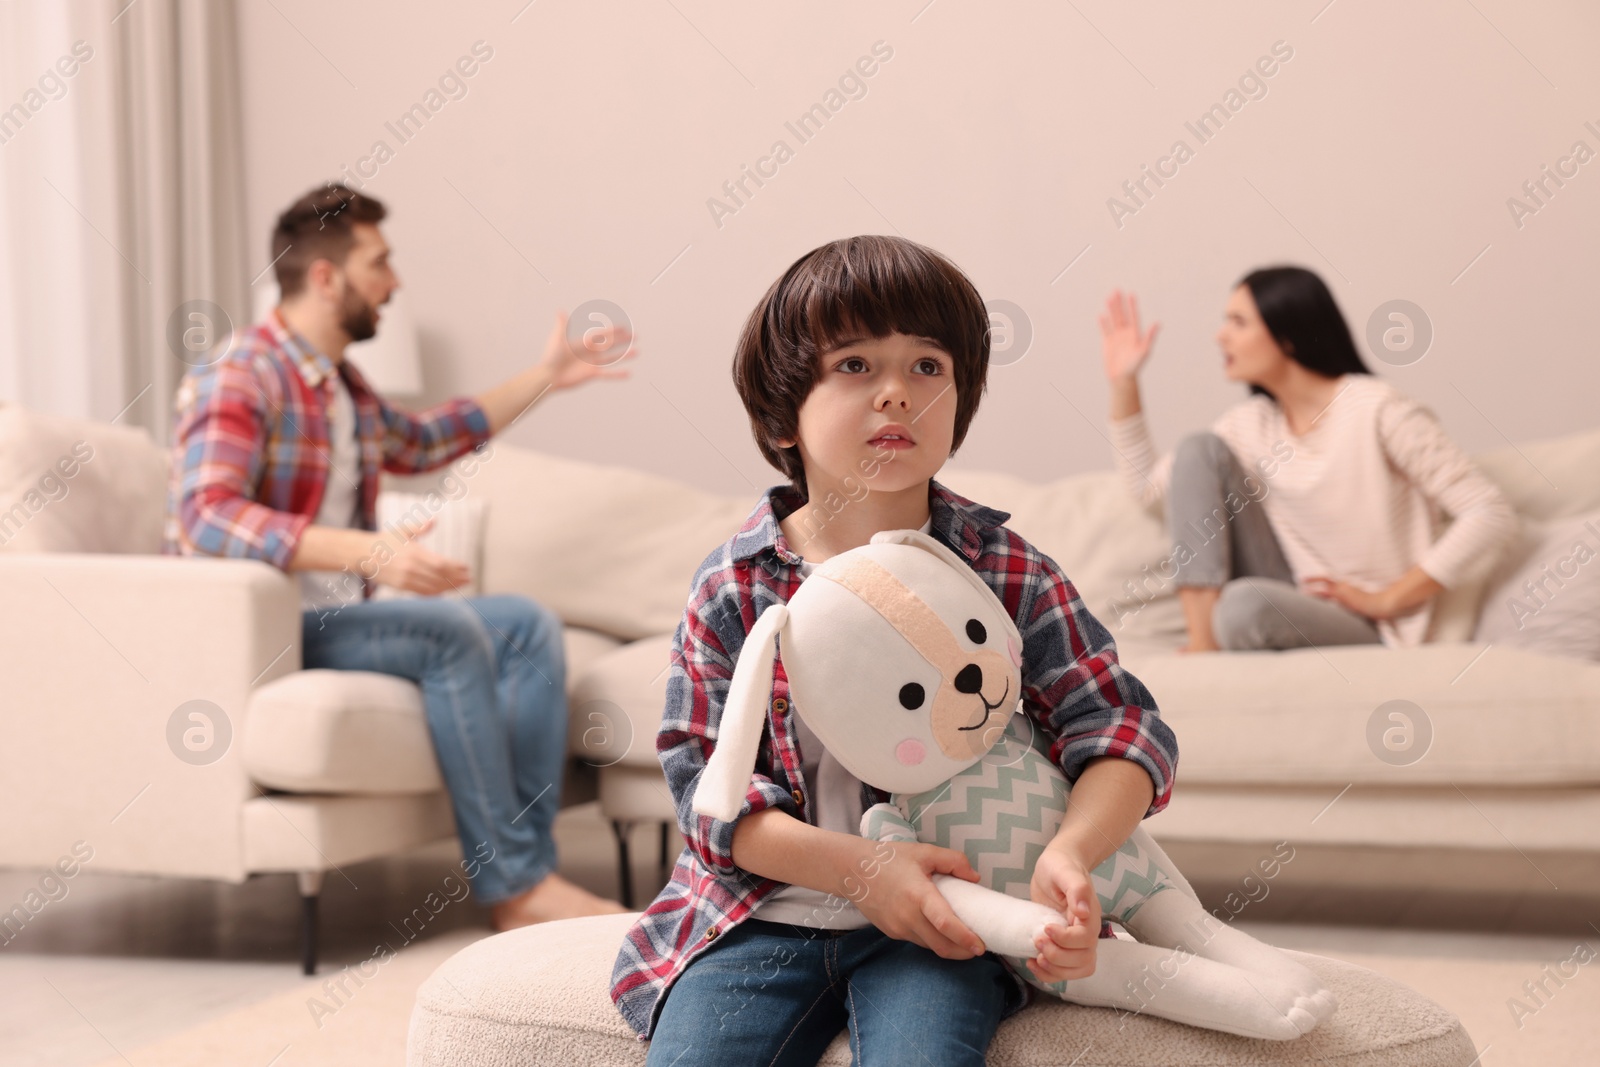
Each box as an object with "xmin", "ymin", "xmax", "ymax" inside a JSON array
[{"xmin": 1168, "ymin": 432, "xmax": 1380, "ymax": 651}]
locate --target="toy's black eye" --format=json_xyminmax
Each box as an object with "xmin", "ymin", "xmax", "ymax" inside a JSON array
[
  {"xmin": 966, "ymin": 619, "xmax": 987, "ymax": 644},
  {"xmin": 898, "ymin": 683, "xmax": 925, "ymax": 710}
]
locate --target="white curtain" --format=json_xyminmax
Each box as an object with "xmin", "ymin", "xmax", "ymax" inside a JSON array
[{"xmin": 0, "ymin": 0, "xmax": 247, "ymax": 441}]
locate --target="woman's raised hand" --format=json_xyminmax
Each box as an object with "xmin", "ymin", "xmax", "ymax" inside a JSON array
[{"xmin": 1099, "ymin": 290, "xmax": 1160, "ymax": 383}]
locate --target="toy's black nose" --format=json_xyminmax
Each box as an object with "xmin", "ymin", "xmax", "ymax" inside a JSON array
[{"xmin": 954, "ymin": 663, "xmax": 983, "ymax": 694}]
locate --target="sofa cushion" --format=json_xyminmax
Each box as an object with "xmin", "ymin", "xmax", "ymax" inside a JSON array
[
  {"xmin": 1417, "ymin": 426, "xmax": 1600, "ymax": 641},
  {"xmin": 241, "ymin": 792, "xmax": 455, "ymax": 872},
  {"xmin": 597, "ymin": 763, "xmax": 678, "ymax": 823},
  {"xmin": 1474, "ymin": 509, "xmax": 1600, "ymax": 661},
  {"xmin": 245, "ymin": 669, "xmax": 444, "ymax": 794},
  {"xmin": 565, "ymin": 625, "xmax": 627, "ymax": 685},
  {"xmin": 569, "ymin": 634, "xmax": 676, "ymax": 771},
  {"xmin": 1133, "ymin": 643, "xmax": 1600, "ymax": 787},
  {"xmin": 0, "ymin": 404, "xmax": 168, "ymax": 554},
  {"xmin": 244, "ymin": 626, "xmax": 624, "ymax": 794},
  {"xmin": 941, "ymin": 467, "xmax": 1187, "ymax": 654},
  {"xmin": 572, "ymin": 633, "xmax": 1600, "ymax": 805},
  {"xmin": 1473, "ymin": 424, "xmax": 1600, "ymax": 522},
  {"xmin": 407, "ymin": 913, "xmax": 1478, "ymax": 1066},
  {"xmin": 392, "ymin": 446, "xmax": 750, "ymax": 642}
]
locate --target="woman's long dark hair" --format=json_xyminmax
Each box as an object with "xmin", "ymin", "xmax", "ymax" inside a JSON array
[{"xmin": 1237, "ymin": 266, "xmax": 1371, "ymax": 400}]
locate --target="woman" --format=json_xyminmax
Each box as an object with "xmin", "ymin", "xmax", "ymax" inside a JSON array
[{"xmin": 1099, "ymin": 266, "xmax": 1516, "ymax": 652}]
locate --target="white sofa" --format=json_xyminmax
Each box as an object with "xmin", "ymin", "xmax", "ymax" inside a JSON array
[
  {"xmin": 3, "ymin": 402, "xmax": 1597, "ymax": 971},
  {"xmin": 0, "ymin": 405, "xmax": 636, "ymax": 972}
]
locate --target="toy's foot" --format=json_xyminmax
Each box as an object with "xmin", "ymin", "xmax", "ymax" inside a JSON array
[
  {"xmin": 1244, "ymin": 952, "xmax": 1338, "ymax": 1024},
  {"xmin": 1212, "ymin": 973, "xmax": 1330, "ymax": 1040},
  {"xmin": 1281, "ymin": 997, "xmax": 1323, "ymax": 1038},
  {"xmin": 1305, "ymin": 985, "xmax": 1340, "ymax": 1024},
  {"xmin": 1218, "ymin": 973, "xmax": 1331, "ymax": 1040},
  {"xmin": 1122, "ymin": 889, "xmax": 1339, "ymax": 1027},
  {"xmin": 1040, "ymin": 940, "xmax": 1334, "ymax": 1041},
  {"xmin": 1240, "ymin": 952, "xmax": 1339, "ymax": 1026}
]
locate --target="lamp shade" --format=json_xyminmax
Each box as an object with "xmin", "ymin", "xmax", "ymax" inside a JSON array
[{"xmin": 250, "ymin": 281, "xmax": 424, "ymax": 397}]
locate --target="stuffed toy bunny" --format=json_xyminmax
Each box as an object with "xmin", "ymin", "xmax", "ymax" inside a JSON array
[{"xmin": 692, "ymin": 528, "xmax": 1337, "ymax": 1040}]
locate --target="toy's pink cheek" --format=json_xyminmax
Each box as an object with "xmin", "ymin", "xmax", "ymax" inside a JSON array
[
  {"xmin": 1007, "ymin": 637, "xmax": 1021, "ymax": 667},
  {"xmin": 895, "ymin": 739, "xmax": 926, "ymax": 766}
]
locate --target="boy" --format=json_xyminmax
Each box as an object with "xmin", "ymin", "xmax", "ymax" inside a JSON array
[{"xmin": 611, "ymin": 236, "xmax": 1178, "ymax": 1064}]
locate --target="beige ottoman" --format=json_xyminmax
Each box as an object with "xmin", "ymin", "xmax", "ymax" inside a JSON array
[{"xmin": 407, "ymin": 915, "xmax": 1480, "ymax": 1066}]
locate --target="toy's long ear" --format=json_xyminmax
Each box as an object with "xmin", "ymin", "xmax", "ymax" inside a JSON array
[
  {"xmin": 690, "ymin": 602, "xmax": 788, "ymax": 823},
  {"xmin": 869, "ymin": 528, "xmax": 1022, "ymax": 649}
]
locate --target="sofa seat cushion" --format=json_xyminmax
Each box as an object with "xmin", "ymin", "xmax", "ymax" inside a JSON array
[
  {"xmin": 559, "ymin": 632, "xmax": 1600, "ymax": 792},
  {"xmin": 407, "ymin": 913, "xmax": 1477, "ymax": 1066},
  {"xmin": 597, "ymin": 763, "xmax": 678, "ymax": 823},
  {"xmin": 1133, "ymin": 643, "xmax": 1600, "ymax": 787},
  {"xmin": 568, "ymin": 634, "xmax": 675, "ymax": 771},
  {"xmin": 563, "ymin": 625, "xmax": 626, "ymax": 688},
  {"xmin": 1153, "ymin": 783, "xmax": 1600, "ymax": 853},
  {"xmin": 244, "ymin": 626, "xmax": 626, "ymax": 794},
  {"xmin": 245, "ymin": 669, "xmax": 443, "ymax": 794},
  {"xmin": 241, "ymin": 792, "xmax": 455, "ymax": 872}
]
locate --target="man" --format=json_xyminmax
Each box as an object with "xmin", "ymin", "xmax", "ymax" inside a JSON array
[{"xmin": 166, "ymin": 182, "xmax": 634, "ymax": 927}]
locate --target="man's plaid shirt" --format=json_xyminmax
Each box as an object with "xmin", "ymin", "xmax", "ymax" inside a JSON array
[
  {"xmin": 610, "ymin": 479, "xmax": 1180, "ymax": 1040},
  {"xmin": 163, "ymin": 309, "xmax": 491, "ymax": 568}
]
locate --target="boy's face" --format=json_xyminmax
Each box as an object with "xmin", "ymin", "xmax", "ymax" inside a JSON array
[{"xmin": 776, "ymin": 331, "xmax": 957, "ymax": 496}]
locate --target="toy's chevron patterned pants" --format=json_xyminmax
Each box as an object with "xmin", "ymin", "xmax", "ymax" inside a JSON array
[
  {"xmin": 860, "ymin": 718, "xmax": 1339, "ymax": 1038},
  {"xmin": 862, "ymin": 716, "xmax": 1178, "ymax": 994}
]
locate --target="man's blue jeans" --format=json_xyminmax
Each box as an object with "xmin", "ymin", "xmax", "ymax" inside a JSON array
[
  {"xmin": 644, "ymin": 918, "xmax": 1024, "ymax": 1067},
  {"xmin": 301, "ymin": 594, "xmax": 568, "ymax": 903}
]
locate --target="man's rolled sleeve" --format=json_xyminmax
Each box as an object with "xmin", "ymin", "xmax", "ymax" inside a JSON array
[
  {"xmin": 380, "ymin": 396, "xmax": 492, "ymax": 475},
  {"xmin": 174, "ymin": 362, "xmax": 312, "ymax": 569},
  {"xmin": 1019, "ymin": 553, "xmax": 1178, "ymax": 818},
  {"xmin": 656, "ymin": 589, "xmax": 796, "ymax": 880}
]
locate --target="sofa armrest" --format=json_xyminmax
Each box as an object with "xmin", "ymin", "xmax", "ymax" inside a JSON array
[{"xmin": 0, "ymin": 553, "xmax": 301, "ymax": 881}]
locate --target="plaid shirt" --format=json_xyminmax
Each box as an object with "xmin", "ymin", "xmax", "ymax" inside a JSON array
[
  {"xmin": 610, "ymin": 479, "xmax": 1180, "ymax": 1041},
  {"xmin": 163, "ymin": 310, "xmax": 491, "ymax": 569}
]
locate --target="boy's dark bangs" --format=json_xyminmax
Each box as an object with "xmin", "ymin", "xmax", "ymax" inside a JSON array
[
  {"xmin": 732, "ymin": 234, "xmax": 992, "ymax": 497},
  {"xmin": 787, "ymin": 241, "xmax": 982, "ymax": 363}
]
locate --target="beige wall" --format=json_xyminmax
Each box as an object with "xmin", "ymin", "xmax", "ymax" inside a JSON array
[{"xmin": 236, "ymin": 0, "xmax": 1600, "ymax": 496}]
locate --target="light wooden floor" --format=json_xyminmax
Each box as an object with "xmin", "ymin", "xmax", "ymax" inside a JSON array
[{"xmin": 4, "ymin": 802, "xmax": 1596, "ymax": 1066}]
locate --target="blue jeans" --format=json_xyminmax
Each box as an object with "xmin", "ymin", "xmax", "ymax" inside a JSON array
[
  {"xmin": 645, "ymin": 918, "xmax": 1024, "ymax": 1067},
  {"xmin": 300, "ymin": 594, "xmax": 568, "ymax": 903}
]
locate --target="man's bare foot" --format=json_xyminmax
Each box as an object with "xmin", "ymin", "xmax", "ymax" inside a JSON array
[{"xmin": 490, "ymin": 873, "xmax": 630, "ymax": 931}]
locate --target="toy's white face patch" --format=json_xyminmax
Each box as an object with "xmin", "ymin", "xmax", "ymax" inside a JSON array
[
  {"xmin": 829, "ymin": 551, "xmax": 1019, "ymax": 762},
  {"xmin": 780, "ymin": 542, "xmax": 1023, "ymax": 794}
]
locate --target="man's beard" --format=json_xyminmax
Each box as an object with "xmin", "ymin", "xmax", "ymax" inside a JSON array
[{"xmin": 339, "ymin": 284, "xmax": 380, "ymax": 343}]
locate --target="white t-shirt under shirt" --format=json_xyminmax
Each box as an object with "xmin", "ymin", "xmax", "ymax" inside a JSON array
[
  {"xmin": 1107, "ymin": 374, "xmax": 1518, "ymax": 647},
  {"xmin": 753, "ymin": 515, "xmax": 934, "ymax": 929},
  {"xmin": 299, "ymin": 372, "xmax": 363, "ymax": 611}
]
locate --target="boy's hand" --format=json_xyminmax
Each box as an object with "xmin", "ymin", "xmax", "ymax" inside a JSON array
[
  {"xmin": 1027, "ymin": 844, "xmax": 1101, "ymax": 984},
  {"xmin": 850, "ymin": 841, "xmax": 988, "ymax": 961}
]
